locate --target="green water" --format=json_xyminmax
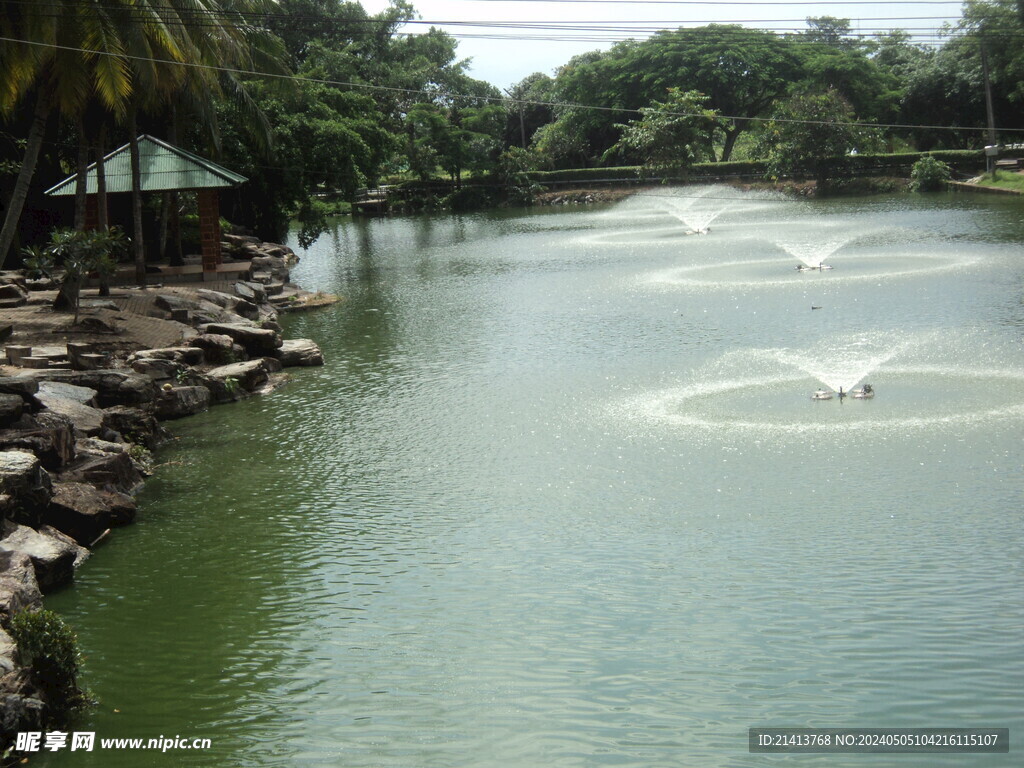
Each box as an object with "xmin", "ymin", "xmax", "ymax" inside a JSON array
[{"xmin": 42, "ymin": 188, "xmax": 1023, "ymax": 767}]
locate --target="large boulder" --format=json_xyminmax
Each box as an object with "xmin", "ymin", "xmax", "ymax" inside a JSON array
[
  {"xmin": 36, "ymin": 381, "xmax": 97, "ymax": 405},
  {"xmin": 154, "ymin": 385, "xmax": 210, "ymax": 420},
  {"xmin": 188, "ymin": 333, "xmax": 243, "ymax": 365},
  {"xmin": 130, "ymin": 346, "xmax": 205, "ymax": 366},
  {"xmin": 0, "ymin": 395, "xmax": 23, "ymax": 429},
  {"xmin": 0, "ymin": 452, "xmax": 52, "ymax": 528},
  {"xmin": 0, "ymin": 522, "xmax": 88, "ymax": 592},
  {"xmin": 58, "ymin": 443, "xmax": 143, "ymax": 496},
  {"xmin": 0, "ymin": 412, "xmax": 75, "ymax": 471},
  {"xmin": 155, "ymin": 293, "xmax": 230, "ymax": 321},
  {"xmin": 201, "ymin": 323, "xmax": 282, "ymax": 356},
  {"xmin": 250, "ymin": 255, "xmax": 290, "ymax": 282},
  {"xmin": 195, "ymin": 289, "xmax": 236, "ymax": 308},
  {"xmin": 0, "ymin": 551, "xmax": 42, "ymax": 626},
  {"xmin": 206, "ymin": 359, "xmax": 269, "ymax": 390},
  {"xmin": 233, "ymin": 281, "xmax": 266, "ymax": 304},
  {"xmin": 101, "ymin": 406, "xmax": 169, "ymax": 450},
  {"xmin": 0, "ymin": 628, "xmax": 17, "ymax": 676},
  {"xmin": 35, "ymin": 398, "xmax": 103, "ymax": 438},
  {"xmin": 129, "ymin": 357, "xmax": 182, "ymax": 381},
  {"xmin": 195, "ymin": 287, "xmax": 259, "ymax": 320},
  {"xmin": 19, "ymin": 370, "xmax": 156, "ymax": 408},
  {"xmin": 34, "ymin": 383, "xmax": 103, "ymax": 437},
  {"xmin": 0, "ymin": 666, "xmax": 46, "ymax": 739},
  {"xmin": 0, "ymin": 379, "xmax": 41, "ymax": 409},
  {"xmin": 45, "ymin": 482, "xmax": 136, "ymax": 546},
  {"xmin": 276, "ymin": 339, "xmax": 324, "ymax": 367}
]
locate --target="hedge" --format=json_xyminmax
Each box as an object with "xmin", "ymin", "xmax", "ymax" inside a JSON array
[{"xmin": 527, "ymin": 150, "xmax": 983, "ymax": 186}]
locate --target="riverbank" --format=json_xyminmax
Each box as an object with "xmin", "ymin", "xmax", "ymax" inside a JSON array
[{"xmin": 0, "ymin": 237, "xmax": 336, "ymax": 752}]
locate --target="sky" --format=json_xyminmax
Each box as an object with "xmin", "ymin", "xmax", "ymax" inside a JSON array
[{"xmin": 360, "ymin": 0, "xmax": 967, "ymax": 89}]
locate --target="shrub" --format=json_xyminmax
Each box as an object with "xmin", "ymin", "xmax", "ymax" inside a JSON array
[
  {"xmin": 9, "ymin": 610, "xmax": 90, "ymax": 718},
  {"xmin": 910, "ymin": 155, "xmax": 952, "ymax": 191},
  {"xmin": 22, "ymin": 227, "xmax": 127, "ymax": 322}
]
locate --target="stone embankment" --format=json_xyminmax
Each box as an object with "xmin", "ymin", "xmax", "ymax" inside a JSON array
[{"xmin": 0, "ymin": 237, "xmax": 330, "ymax": 744}]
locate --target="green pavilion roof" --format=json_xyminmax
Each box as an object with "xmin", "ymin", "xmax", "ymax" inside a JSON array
[{"xmin": 46, "ymin": 134, "xmax": 247, "ymax": 196}]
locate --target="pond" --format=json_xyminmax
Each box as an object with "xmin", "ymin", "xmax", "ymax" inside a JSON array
[{"xmin": 43, "ymin": 187, "xmax": 1024, "ymax": 766}]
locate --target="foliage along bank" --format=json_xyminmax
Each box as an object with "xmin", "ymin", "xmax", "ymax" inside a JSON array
[{"xmin": 3, "ymin": 2, "xmax": 1024, "ymax": 261}]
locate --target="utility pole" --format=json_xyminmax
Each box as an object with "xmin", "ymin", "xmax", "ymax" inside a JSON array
[
  {"xmin": 504, "ymin": 88, "xmax": 526, "ymax": 150},
  {"xmin": 980, "ymin": 41, "xmax": 999, "ymax": 179}
]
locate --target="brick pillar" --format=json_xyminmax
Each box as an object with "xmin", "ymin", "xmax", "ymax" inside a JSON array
[
  {"xmin": 84, "ymin": 195, "xmax": 98, "ymax": 230},
  {"xmin": 197, "ymin": 188, "xmax": 222, "ymax": 271}
]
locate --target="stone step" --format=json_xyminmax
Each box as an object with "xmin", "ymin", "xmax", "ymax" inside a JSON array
[
  {"xmin": 74, "ymin": 354, "xmax": 107, "ymax": 371},
  {"xmin": 5, "ymin": 346, "xmax": 32, "ymax": 365},
  {"xmin": 32, "ymin": 346, "xmax": 69, "ymax": 363},
  {"xmin": 19, "ymin": 357, "xmax": 50, "ymax": 369},
  {"xmin": 249, "ymin": 271, "xmax": 273, "ymax": 285}
]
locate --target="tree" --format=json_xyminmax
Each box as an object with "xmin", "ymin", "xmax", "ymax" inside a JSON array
[
  {"xmin": 0, "ymin": 0, "xmax": 286, "ymax": 278},
  {"xmin": 503, "ymin": 73, "xmax": 555, "ymax": 150},
  {"xmin": 757, "ymin": 88, "xmax": 880, "ymax": 187},
  {"xmin": 607, "ymin": 89, "xmax": 720, "ymax": 176},
  {"xmin": 896, "ymin": 39, "xmax": 985, "ymax": 149},
  {"xmin": 803, "ymin": 16, "xmax": 856, "ymax": 48},
  {"xmin": 0, "ymin": 0, "xmax": 183, "ymax": 268},
  {"xmin": 795, "ymin": 18, "xmax": 902, "ymax": 125},
  {"xmin": 23, "ymin": 227, "xmax": 125, "ymax": 324},
  {"xmin": 540, "ymin": 49, "xmax": 628, "ymax": 167},
  {"xmin": 624, "ymin": 26, "xmax": 803, "ymax": 160}
]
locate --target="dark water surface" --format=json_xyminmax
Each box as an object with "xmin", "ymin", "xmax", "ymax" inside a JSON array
[{"xmin": 43, "ymin": 188, "xmax": 1023, "ymax": 766}]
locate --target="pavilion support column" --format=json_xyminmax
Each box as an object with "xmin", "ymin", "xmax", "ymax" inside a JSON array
[{"xmin": 197, "ymin": 188, "xmax": 222, "ymax": 272}]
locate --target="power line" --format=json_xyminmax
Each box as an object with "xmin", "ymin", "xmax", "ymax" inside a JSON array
[
  {"xmin": 1, "ymin": 34, "xmax": 1019, "ymax": 135},
  {"xmin": 0, "ymin": 0, "xmax": 969, "ymax": 32},
  {"xmin": 457, "ymin": 0, "xmax": 962, "ymax": 4}
]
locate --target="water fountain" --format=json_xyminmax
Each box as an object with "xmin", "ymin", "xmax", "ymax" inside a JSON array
[
  {"xmin": 770, "ymin": 336, "xmax": 910, "ymax": 394},
  {"xmin": 623, "ymin": 332, "xmax": 1024, "ymax": 439},
  {"xmin": 663, "ymin": 189, "xmax": 731, "ymax": 235},
  {"xmin": 775, "ymin": 233, "xmax": 855, "ymax": 270}
]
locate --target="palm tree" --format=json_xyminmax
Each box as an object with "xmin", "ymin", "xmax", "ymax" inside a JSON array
[
  {"xmin": 0, "ymin": 0, "xmax": 183, "ymax": 268},
  {"xmin": 0, "ymin": 0, "xmax": 286, "ymax": 279}
]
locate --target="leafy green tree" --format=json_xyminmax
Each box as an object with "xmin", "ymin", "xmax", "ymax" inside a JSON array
[
  {"xmin": 540, "ymin": 49, "xmax": 626, "ymax": 167},
  {"xmin": 895, "ymin": 39, "xmax": 986, "ymax": 149},
  {"xmin": 795, "ymin": 18, "xmax": 901, "ymax": 126},
  {"xmin": 623, "ymin": 26, "xmax": 803, "ymax": 160},
  {"xmin": 503, "ymin": 73, "xmax": 555, "ymax": 150},
  {"xmin": 25, "ymin": 227, "xmax": 125, "ymax": 323},
  {"xmin": 960, "ymin": 0, "xmax": 1024, "ymax": 104},
  {"xmin": 0, "ymin": 0, "xmax": 184, "ymax": 268},
  {"xmin": 497, "ymin": 146, "xmax": 541, "ymax": 205},
  {"xmin": 531, "ymin": 113, "xmax": 592, "ymax": 169},
  {"xmin": 219, "ymin": 77, "xmax": 394, "ymax": 244},
  {"xmin": 803, "ymin": 16, "xmax": 857, "ymax": 48},
  {"xmin": 757, "ymin": 88, "xmax": 880, "ymax": 187},
  {"xmin": 608, "ymin": 89, "xmax": 720, "ymax": 176}
]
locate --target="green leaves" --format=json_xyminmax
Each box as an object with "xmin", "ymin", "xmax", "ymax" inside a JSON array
[
  {"xmin": 10, "ymin": 609, "xmax": 91, "ymax": 718},
  {"xmin": 910, "ymin": 155, "xmax": 952, "ymax": 191},
  {"xmin": 609, "ymin": 89, "xmax": 721, "ymax": 177},
  {"xmin": 756, "ymin": 88, "xmax": 881, "ymax": 186}
]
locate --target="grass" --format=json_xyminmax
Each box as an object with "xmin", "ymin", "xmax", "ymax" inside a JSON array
[{"xmin": 979, "ymin": 169, "xmax": 1024, "ymax": 192}]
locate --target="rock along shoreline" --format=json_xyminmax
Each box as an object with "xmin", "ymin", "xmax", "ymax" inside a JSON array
[{"xmin": 0, "ymin": 236, "xmax": 335, "ymax": 750}]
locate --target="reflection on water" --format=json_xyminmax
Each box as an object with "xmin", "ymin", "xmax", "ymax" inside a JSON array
[{"xmin": 42, "ymin": 188, "xmax": 1024, "ymax": 767}]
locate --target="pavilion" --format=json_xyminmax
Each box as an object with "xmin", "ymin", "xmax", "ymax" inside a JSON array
[{"xmin": 45, "ymin": 134, "xmax": 247, "ymax": 273}]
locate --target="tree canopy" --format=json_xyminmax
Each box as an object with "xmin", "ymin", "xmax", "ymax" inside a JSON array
[{"xmin": 1, "ymin": 0, "xmax": 1021, "ymax": 258}]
